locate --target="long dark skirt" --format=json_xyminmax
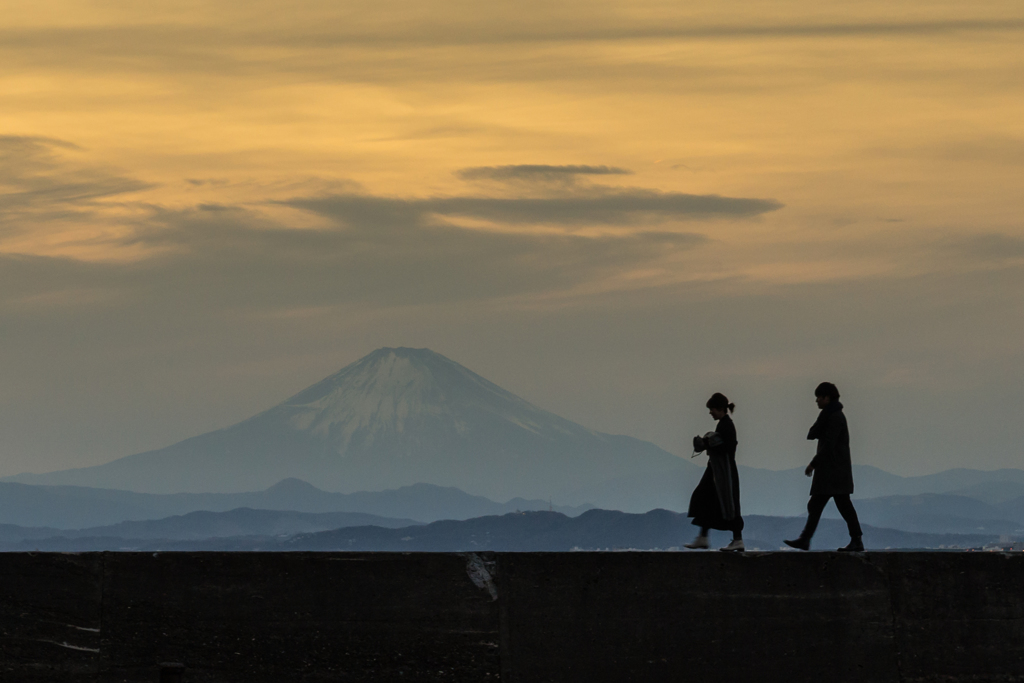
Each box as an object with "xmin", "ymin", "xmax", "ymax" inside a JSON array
[{"xmin": 687, "ymin": 457, "xmax": 743, "ymax": 532}]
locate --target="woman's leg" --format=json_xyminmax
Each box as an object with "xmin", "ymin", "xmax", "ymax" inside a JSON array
[
  {"xmin": 684, "ymin": 525, "xmax": 711, "ymax": 548},
  {"xmin": 730, "ymin": 459, "xmax": 743, "ymax": 541},
  {"xmin": 731, "ymin": 516, "xmax": 744, "ymax": 540},
  {"xmin": 718, "ymin": 517, "xmax": 744, "ymax": 551}
]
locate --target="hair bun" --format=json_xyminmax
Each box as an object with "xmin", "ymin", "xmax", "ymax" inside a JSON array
[{"xmin": 705, "ymin": 392, "xmax": 735, "ymax": 413}]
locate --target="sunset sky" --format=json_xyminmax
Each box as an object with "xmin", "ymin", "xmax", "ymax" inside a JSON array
[{"xmin": 2, "ymin": 0, "xmax": 1023, "ymax": 480}]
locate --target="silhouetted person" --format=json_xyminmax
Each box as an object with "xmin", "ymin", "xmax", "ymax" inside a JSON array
[
  {"xmin": 685, "ymin": 393, "xmax": 744, "ymax": 552},
  {"xmin": 785, "ymin": 382, "xmax": 864, "ymax": 552}
]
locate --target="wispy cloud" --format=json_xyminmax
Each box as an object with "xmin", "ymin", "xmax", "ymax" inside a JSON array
[
  {"xmin": 0, "ymin": 136, "xmax": 150, "ymax": 238},
  {"xmin": 286, "ymin": 190, "xmax": 781, "ymax": 228},
  {"xmin": 2, "ymin": 206, "xmax": 711, "ymax": 315},
  {"xmin": 0, "ymin": 143, "xmax": 787, "ymax": 311},
  {"xmin": 0, "ymin": 142, "xmax": 782, "ymax": 309},
  {"xmin": 954, "ymin": 233, "xmax": 1024, "ymax": 262},
  {"xmin": 3, "ymin": 13, "xmax": 1019, "ymax": 90},
  {"xmin": 457, "ymin": 164, "xmax": 632, "ymax": 182},
  {"xmin": 6, "ymin": 17, "xmax": 1021, "ymax": 55}
]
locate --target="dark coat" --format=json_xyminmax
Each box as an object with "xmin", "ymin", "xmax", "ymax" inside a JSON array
[
  {"xmin": 687, "ymin": 414, "xmax": 743, "ymax": 531},
  {"xmin": 807, "ymin": 401, "xmax": 854, "ymax": 496}
]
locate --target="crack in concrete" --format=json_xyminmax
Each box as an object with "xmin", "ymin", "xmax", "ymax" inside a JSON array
[{"xmin": 33, "ymin": 638, "xmax": 101, "ymax": 653}]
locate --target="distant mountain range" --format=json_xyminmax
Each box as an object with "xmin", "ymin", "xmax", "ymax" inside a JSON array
[
  {"xmin": 0, "ymin": 479, "xmax": 1019, "ymax": 552},
  {"xmin": 0, "ymin": 507, "xmax": 421, "ymax": 546},
  {"xmin": 550, "ymin": 461, "xmax": 1024, "ymax": 517},
  {"xmin": 735, "ymin": 465, "xmax": 1024, "ymax": 518},
  {"xmin": 826, "ymin": 493, "xmax": 1024, "ymax": 535},
  {"xmin": 0, "ymin": 478, "xmax": 590, "ymax": 529},
  {"xmin": 2, "ymin": 471, "xmax": 1024, "ymax": 538},
  {"xmin": 2, "ymin": 509, "xmax": 1006, "ymax": 553},
  {"xmin": 275, "ymin": 510, "xmax": 1006, "ymax": 552}
]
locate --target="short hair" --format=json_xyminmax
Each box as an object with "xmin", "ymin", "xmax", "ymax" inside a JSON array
[
  {"xmin": 814, "ymin": 382, "xmax": 840, "ymax": 401},
  {"xmin": 706, "ymin": 392, "xmax": 735, "ymax": 413}
]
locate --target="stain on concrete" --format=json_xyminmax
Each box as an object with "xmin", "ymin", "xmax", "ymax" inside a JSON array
[{"xmin": 462, "ymin": 552, "xmax": 499, "ymax": 601}]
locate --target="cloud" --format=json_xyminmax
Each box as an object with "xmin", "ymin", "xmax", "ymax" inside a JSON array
[
  {"xmin": 938, "ymin": 137, "xmax": 1024, "ymax": 166},
  {"xmin": 0, "ymin": 139, "xmax": 780, "ymax": 310},
  {"xmin": 99, "ymin": 200, "xmax": 712, "ymax": 310},
  {"xmin": 457, "ymin": 164, "xmax": 632, "ymax": 182},
  {"xmin": 0, "ymin": 136, "xmax": 150, "ymax": 236},
  {"xmin": 185, "ymin": 178, "xmax": 229, "ymax": 187},
  {"xmin": 955, "ymin": 233, "xmax": 1024, "ymax": 262},
  {"xmin": 4, "ymin": 16, "xmax": 1020, "ymax": 51},
  {"xmin": 0, "ymin": 184, "xmax": 775, "ymax": 315},
  {"xmin": 0, "ymin": 133, "xmax": 776, "ymax": 286},
  {"xmin": 3, "ymin": 14, "xmax": 1020, "ymax": 88},
  {"xmin": 272, "ymin": 18, "xmax": 1024, "ymax": 52},
  {"xmin": 286, "ymin": 190, "xmax": 781, "ymax": 228}
]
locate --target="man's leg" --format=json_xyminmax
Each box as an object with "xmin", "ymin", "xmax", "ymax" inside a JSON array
[
  {"xmin": 784, "ymin": 495, "xmax": 829, "ymax": 550},
  {"xmin": 801, "ymin": 494, "xmax": 830, "ymax": 539},
  {"xmin": 833, "ymin": 495, "xmax": 863, "ymax": 538}
]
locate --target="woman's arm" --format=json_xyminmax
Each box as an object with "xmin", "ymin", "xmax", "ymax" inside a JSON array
[{"xmin": 715, "ymin": 419, "xmax": 737, "ymax": 449}]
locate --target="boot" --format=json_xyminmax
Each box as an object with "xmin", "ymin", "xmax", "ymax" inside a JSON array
[
  {"xmin": 720, "ymin": 539, "xmax": 745, "ymax": 552},
  {"xmin": 784, "ymin": 537, "xmax": 810, "ymax": 551},
  {"xmin": 684, "ymin": 535, "xmax": 709, "ymax": 549},
  {"xmin": 838, "ymin": 536, "xmax": 864, "ymax": 552}
]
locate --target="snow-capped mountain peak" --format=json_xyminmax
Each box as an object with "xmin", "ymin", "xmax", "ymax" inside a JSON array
[{"xmin": 275, "ymin": 347, "xmax": 584, "ymax": 447}]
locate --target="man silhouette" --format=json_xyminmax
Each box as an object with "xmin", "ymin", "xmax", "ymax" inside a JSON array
[{"xmin": 785, "ymin": 382, "xmax": 864, "ymax": 552}]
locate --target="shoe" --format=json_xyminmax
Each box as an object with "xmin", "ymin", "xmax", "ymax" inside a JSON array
[
  {"xmin": 684, "ymin": 535, "xmax": 709, "ymax": 549},
  {"xmin": 720, "ymin": 539, "xmax": 745, "ymax": 552},
  {"xmin": 838, "ymin": 537, "xmax": 864, "ymax": 552},
  {"xmin": 784, "ymin": 537, "xmax": 810, "ymax": 551}
]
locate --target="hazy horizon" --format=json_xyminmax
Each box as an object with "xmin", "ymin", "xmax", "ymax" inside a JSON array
[{"xmin": 4, "ymin": 345, "xmax": 1021, "ymax": 482}]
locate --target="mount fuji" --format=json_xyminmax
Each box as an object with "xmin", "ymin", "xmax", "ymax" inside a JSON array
[{"xmin": 8, "ymin": 348, "xmax": 692, "ymax": 500}]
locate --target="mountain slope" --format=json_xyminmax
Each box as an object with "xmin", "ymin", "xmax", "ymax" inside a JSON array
[{"xmin": 7, "ymin": 348, "xmax": 689, "ymax": 498}]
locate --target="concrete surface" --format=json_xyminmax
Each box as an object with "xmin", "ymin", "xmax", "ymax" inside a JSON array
[{"xmin": 0, "ymin": 552, "xmax": 1021, "ymax": 682}]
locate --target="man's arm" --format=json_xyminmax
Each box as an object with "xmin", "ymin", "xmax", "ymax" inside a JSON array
[
  {"xmin": 806, "ymin": 413, "xmax": 840, "ymax": 476},
  {"xmin": 819, "ymin": 412, "xmax": 843, "ymax": 457}
]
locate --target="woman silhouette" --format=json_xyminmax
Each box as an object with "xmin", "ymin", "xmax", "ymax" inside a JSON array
[{"xmin": 685, "ymin": 393, "xmax": 744, "ymax": 552}]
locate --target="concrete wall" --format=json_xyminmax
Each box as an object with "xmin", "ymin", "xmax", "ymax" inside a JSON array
[{"xmin": 0, "ymin": 552, "xmax": 1021, "ymax": 682}]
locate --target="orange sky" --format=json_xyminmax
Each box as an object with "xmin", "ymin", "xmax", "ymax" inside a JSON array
[{"xmin": 1, "ymin": 0, "xmax": 1023, "ymax": 477}]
